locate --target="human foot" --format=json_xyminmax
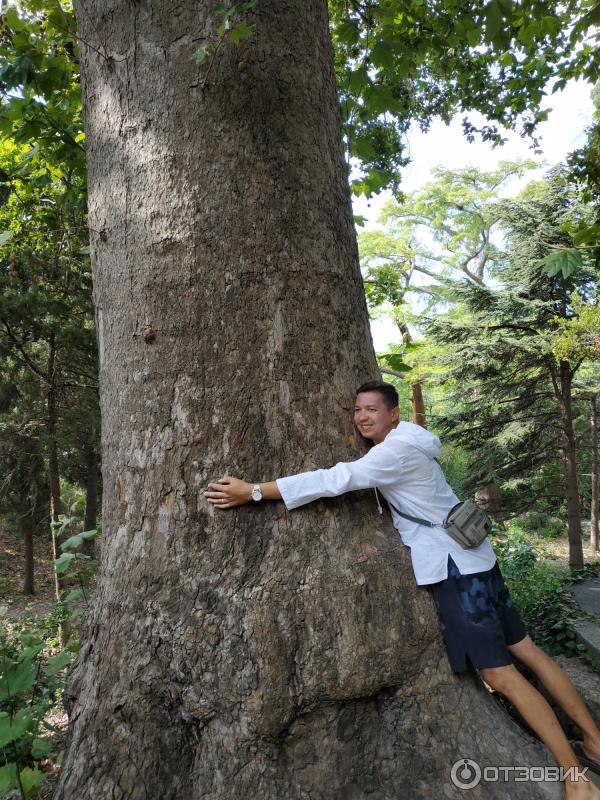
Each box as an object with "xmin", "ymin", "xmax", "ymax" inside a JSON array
[
  {"xmin": 571, "ymin": 740, "xmax": 600, "ymax": 776},
  {"xmin": 564, "ymin": 777, "xmax": 600, "ymax": 800}
]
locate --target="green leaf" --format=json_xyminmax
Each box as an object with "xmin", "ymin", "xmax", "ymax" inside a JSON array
[
  {"xmin": 230, "ymin": 22, "xmax": 252, "ymax": 44},
  {"xmin": 347, "ymin": 66, "xmax": 370, "ymax": 95},
  {"xmin": 572, "ymin": 224, "xmax": 600, "ymax": 247},
  {"xmin": 42, "ymin": 650, "xmax": 71, "ymax": 677},
  {"xmin": 484, "ymin": 0, "xmax": 504, "ymax": 42},
  {"xmin": 0, "ymin": 659, "xmax": 37, "ymax": 701},
  {"xmin": 19, "ymin": 766, "xmax": 44, "ymax": 799},
  {"xmin": 351, "ymin": 137, "xmax": 377, "ymax": 161},
  {"xmin": 60, "ymin": 528, "xmax": 97, "ymax": 551},
  {"xmin": 379, "ymin": 353, "xmax": 411, "ymax": 372},
  {"xmin": 0, "ymin": 763, "xmax": 17, "ymax": 794},
  {"xmin": 63, "ymin": 588, "xmax": 83, "ymax": 604},
  {"xmin": 5, "ymin": 7, "xmax": 27, "ymax": 31},
  {"xmin": 217, "ymin": 18, "xmax": 230, "ymax": 35},
  {"xmin": 31, "ymin": 738, "xmax": 53, "ymax": 758},
  {"xmin": 54, "ymin": 552, "xmax": 76, "ymax": 574},
  {"xmin": 371, "ymin": 40, "xmax": 395, "ymax": 70},
  {"xmin": 0, "ymin": 230, "xmax": 14, "ymax": 245},
  {"xmin": 78, "ymin": 244, "xmax": 91, "ymax": 255},
  {"xmin": 0, "ymin": 709, "xmax": 33, "ymax": 748},
  {"xmin": 542, "ymin": 249, "xmax": 583, "ymax": 278},
  {"xmin": 353, "ymin": 215, "xmax": 366, "ymax": 227},
  {"xmin": 336, "ymin": 20, "xmax": 361, "ymax": 45},
  {"xmin": 192, "ymin": 46, "xmax": 208, "ymax": 65}
]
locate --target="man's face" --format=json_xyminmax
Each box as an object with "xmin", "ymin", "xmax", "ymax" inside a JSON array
[{"xmin": 353, "ymin": 391, "xmax": 399, "ymax": 444}]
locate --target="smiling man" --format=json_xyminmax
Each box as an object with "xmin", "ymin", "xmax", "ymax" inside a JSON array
[{"xmin": 205, "ymin": 380, "xmax": 600, "ymax": 799}]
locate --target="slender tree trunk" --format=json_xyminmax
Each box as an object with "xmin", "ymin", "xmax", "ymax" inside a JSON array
[
  {"xmin": 47, "ymin": 335, "xmax": 70, "ymax": 643},
  {"xmin": 47, "ymin": 342, "xmax": 66, "ymax": 600},
  {"xmin": 410, "ymin": 380, "xmax": 427, "ymax": 428},
  {"xmin": 57, "ymin": 3, "xmax": 559, "ymax": 798},
  {"xmin": 474, "ymin": 482, "xmax": 499, "ymax": 517},
  {"xmin": 591, "ymin": 394, "xmax": 599, "ymax": 553},
  {"xmin": 397, "ymin": 323, "xmax": 427, "ymax": 428},
  {"xmin": 20, "ymin": 482, "xmax": 35, "ymax": 596},
  {"xmin": 558, "ymin": 361, "xmax": 583, "ymax": 569}
]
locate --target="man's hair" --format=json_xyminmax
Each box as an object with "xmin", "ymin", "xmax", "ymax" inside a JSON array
[{"xmin": 355, "ymin": 380, "xmax": 399, "ymax": 410}]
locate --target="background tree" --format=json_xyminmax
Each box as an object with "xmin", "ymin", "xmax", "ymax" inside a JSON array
[
  {"xmin": 0, "ymin": 134, "xmax": 98, "ymax": 606},
  {"xmin": 427, "ymin": 172, "xmax": 598, "ymax": 567}
]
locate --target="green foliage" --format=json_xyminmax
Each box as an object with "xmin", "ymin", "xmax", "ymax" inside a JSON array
[
  {"xmin": 0, "ymin": 605, "xmax": 73, "ymax": 798},
  {"xmin": 543, "ymin": 248, "xmax": 584, "ymax": 278},
  {"xmin": 359, "ymin": 161, "xmax": 536, "ymax": 312},
  {"xmin": 330, "ymin": 0, "xmax": 600, "ymax": 195},
  {"xmin": 192, "ymin": 1, "xmax": 257, "ymax": 80},
  {"xmin": 0, "ymin": 1, "xmax": 84, "ymax": 192},
  {"xmin": 424, "ymin": 170, "xmax": 597, "ymax": 511}
]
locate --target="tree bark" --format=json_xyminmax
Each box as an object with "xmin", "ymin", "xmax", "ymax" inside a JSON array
[
  {"xmin": 47, "ymin": 336, "xmax": 68, "ymax": 601},
  {"xmin": 58, "ymin": 2, "xmax": 559, "ymax": 798},
  {"xmin": 47, "ymin": 335, "xmax": 71, "ymax": 644},
  {"xmin": 82, "ymin": 440, "xmax": 98, "ymax": 557},
  {"xmin": 20, "ymin": 481, "xmax": 35, "ymax": 596},
  {"xmin": 558, "ymin": 361, "xmax": 583, "ymax": 569},
  {"xmin": 397, "ymin": 323, "xmax": 427, "ymax": 428},
  {"xmin": 591, "ymin": 395, "xmax": 599, "ymax": 553}
]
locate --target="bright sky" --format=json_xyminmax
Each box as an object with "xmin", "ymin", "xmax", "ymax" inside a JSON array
[{"xmin": 352, "ymin": 79, "xmax": 596, "ymax": 352}]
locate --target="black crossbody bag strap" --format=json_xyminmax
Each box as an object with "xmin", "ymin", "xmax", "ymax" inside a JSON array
[{"xmin": 386, "ymin": 499, "xmax": 441, "ymax": 529}]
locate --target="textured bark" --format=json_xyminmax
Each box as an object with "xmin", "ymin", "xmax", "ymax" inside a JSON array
[
  {"xmin": 591, "ymin": 395, "xmax": 599, "ymax": 553},
  {"xmin": 474, "ymin": 483, "xmax": 500, "ymax": 517},
  {"xmin": 58, "ymin": 2, "xmax": 560, "ymax": 798},
  {"xmin": 20, "ymin": 482, "xmax": 35, "ymax": 596},
  {"xmin": 397, "ymin": 323, "xmax": 427, "ymax": 428},
  {"xmin": 82, "ymin": 440, "xmax": 98, "ymax": 557},
  {"xmin": 47, "ymin": 335, "xmax": 68, "ymax": 602}
]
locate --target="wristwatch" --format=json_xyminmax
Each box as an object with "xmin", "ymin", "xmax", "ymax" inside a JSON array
[{"xmin": 251, "ymin": 483, "xmax": 262, "ymax": 502}]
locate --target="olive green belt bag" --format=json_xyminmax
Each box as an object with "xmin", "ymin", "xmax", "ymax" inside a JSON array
[{"xmin": 388, "ymin": 499, "xmax": 492, "ymax": 549}]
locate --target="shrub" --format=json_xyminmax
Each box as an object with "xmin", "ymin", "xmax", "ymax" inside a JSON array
[
  {"xmin": 0, "ymin": 605, "xmax": 74, "ymax": 798},
  {"xmin": 492, "ymin": 528, "xmax": 589, "ymax": 658}
]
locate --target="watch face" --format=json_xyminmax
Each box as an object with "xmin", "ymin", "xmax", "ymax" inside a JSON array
[{"xmin": 252, "ymin": 487, "xmax": 262, "ymax": 501}]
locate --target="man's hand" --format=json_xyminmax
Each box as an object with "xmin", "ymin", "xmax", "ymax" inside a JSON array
[{"xmin": 204, "ymin": 476, "xmax": 253, "ymax": 509}]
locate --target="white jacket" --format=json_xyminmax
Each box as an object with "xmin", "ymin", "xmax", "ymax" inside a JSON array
[{"xmin": 276, "ymin": 421, "xmax": 497, "ymax": 585}]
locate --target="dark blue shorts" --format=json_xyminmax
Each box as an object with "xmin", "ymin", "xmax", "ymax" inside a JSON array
[{"xmin": 430, "ymin": 555, "xmax": 528, "ymax": 673}]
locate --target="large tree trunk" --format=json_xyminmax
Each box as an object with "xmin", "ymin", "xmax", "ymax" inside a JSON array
[
  {"xmin": 591, "ymin": 394, "xmax": 599, "ymax": 553},
  {"xmin": 558, "ymin": 362, "xmax": 583, "ymax": 569},
  {"xmin": 57, "ymin": 3, "xmax": 559, "ymax": 798}
]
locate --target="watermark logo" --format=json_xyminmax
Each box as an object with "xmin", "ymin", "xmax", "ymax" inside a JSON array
[
  {"xmin": 451, "ymin": 759, "xmax": 482, "ymax": 790},
  {"xmin": 450, "ymin": 759, "xmax": 589, "ymax": 789}
]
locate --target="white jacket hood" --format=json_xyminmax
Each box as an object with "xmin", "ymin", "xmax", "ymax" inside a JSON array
[{"xmin": 387, "ymin": 421, "xmax": 441, "ymax": 460}]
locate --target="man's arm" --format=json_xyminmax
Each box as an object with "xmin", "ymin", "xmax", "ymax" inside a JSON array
[
  {"xmin": 204, "ymin": 442, "xmax": 404, "ymax": 511},
  {"xmin": 204, "ymin": 478, "xmax": 281, "ymax": 509}
]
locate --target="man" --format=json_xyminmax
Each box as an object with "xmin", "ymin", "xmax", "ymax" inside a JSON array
[{"xmin": 205, "ymin": 380, "xmax": 600, "ymax": 799}]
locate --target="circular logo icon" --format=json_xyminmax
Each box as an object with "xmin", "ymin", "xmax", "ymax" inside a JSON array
[{"xmin": 451, "ymin": 758, "xmax": 482, "ymax": 790}]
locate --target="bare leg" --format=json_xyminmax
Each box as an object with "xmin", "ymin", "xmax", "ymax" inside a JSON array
[
  {"xmin": 479, "ymin": 662, "xmax": 600, "ymax": 799},
  {"xmin": 508, "ymin": 636, "xmax": 600, "ymax": 763}
]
